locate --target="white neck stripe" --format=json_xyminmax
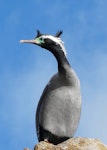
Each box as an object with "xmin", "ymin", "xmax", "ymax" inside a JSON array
[{"xmin": 41, "ymin": 35, "xmax": 67, "ymax": 56}]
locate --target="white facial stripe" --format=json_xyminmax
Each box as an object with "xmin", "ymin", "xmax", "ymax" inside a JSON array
[{"xmin": 41, "ymin": 35, "xmax": 67, "ymax": 56}]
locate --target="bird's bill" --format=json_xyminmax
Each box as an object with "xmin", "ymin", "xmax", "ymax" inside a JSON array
[{"xmin": 20, "ymin": 39, "xmax": 39, "ymax": 45}]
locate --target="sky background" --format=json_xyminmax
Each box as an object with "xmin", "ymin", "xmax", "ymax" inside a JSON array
[{"xmin": 0, "ymin": 0, "xmax": 107, "ymax": 149}]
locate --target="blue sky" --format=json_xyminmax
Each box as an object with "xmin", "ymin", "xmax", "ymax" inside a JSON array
[{"xmin": 0, "ymin": 0, "xmax": 107, "ymax": 149}]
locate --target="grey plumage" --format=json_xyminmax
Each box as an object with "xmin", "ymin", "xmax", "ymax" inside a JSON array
[{"xmin": 20, "ymin": 30, "xmax": 82, "ymax": 145}]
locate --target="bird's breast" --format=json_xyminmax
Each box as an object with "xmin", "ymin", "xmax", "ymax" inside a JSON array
[{"xmin": 39, "ymin": 85, "xmax": 81, "ymax": 137}]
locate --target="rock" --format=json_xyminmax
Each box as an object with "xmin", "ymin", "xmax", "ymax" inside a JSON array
[{"xmin": 34, "ymin": 137, "xmax": 107, "ymax": 150}]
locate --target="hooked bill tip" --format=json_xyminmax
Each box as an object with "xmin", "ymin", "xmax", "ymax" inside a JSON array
[{"xmin": 20, "ymin": 40, "xmax": 24, "ymax": 43}]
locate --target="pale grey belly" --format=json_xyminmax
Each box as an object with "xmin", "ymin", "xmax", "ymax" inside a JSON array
[{"xmin": 39, "ymin": 87, "xmax": 81, "ymax": 137}]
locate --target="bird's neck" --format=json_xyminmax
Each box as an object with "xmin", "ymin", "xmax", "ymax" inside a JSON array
[{"xmin": 51, "ymin": 47, "xmax": 71, "ymax": 73}]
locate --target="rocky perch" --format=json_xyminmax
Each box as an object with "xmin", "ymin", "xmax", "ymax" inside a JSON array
[{"xmin": 25, "ymin": 137, "xmax": 107, "ymax": 150}]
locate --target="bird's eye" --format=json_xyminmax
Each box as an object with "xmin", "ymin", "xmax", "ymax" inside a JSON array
[{"xmin": 39, "ymin": 37, "xmax": 44, "ymax": 41}]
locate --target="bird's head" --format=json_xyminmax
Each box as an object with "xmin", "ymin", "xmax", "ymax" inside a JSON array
[{"xmin": 20, "ymin": 30, "xmax": 67, "ymax": 56}]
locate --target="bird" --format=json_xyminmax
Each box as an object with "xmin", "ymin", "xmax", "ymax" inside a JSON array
[{"xmin": 20, "ymin": 30, "xmax": 81, "ymax": 145}]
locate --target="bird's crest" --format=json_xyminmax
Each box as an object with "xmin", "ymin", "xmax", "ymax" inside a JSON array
[
  {"xmin": 55, "ymin": 30, "xmax": 63, "ymax": 37},
  {"xmin": 36, "ymin": 30, "xmax": 43, "ymax": 37},
  {"xmin": 35, "ymin": 30, "xmax": 67, "ymax": 56},
  {"xmin": 36, "ymin": 30, "xmax": 63, "ymax": 38}
]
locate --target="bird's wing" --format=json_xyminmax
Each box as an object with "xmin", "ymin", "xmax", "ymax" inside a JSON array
[
  {"xmin": 36, "ymin": 73, "xmax": 57, "ymax": 138},
  {"xmin": 36, "ymin": 83, "xmax": 49, "ymax": 130}
]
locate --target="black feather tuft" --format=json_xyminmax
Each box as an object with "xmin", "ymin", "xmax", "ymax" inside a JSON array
[
  {"xmin": 55, "ymin": 30, "xmax": 63, "ymax": 37},
  {"xmin": 36, "ymin": 30, "xmax": 43, "ymax": 37}
]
